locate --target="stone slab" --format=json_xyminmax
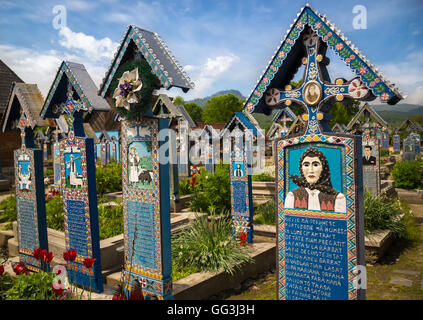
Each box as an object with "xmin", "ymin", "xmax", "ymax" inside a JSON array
[
  {"xmin": 106, "ymin": 242, "xmax": 276, "ymax": 300},
  {"xmin": 0, "ymin": 179, "xmax": 10, "ymax": 192},
  {"xmin": 389, "ymin": 277, "xmax": 413, "ymax": 287},
  {"xmin": 364, "ymin": 229, "xmax": 394, "ymax": 264},
  {"xmin": 393, "ymin": 269, "xmax": 420, "ymax": 276}
]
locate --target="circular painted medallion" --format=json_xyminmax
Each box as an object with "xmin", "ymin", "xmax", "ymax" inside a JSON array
[{"xmin": 302, "ymin": 81, "xmax": 322, "ymax": 106}]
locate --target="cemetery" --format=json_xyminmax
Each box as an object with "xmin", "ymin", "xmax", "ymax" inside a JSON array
[{"xmin": 0, "ymin": 3, "xmax": 422, "ymax": 302}]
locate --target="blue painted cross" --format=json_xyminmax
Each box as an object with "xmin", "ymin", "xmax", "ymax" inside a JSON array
[
  {"xmin": 57, "ymin": 83, "xmax": 90, "ymax": 137},
  {"xmin": 265, "ymin": 28, "xmax": 371, "ymax": 134}
]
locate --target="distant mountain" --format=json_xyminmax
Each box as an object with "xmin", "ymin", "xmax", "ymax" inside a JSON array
[
  {"xmin": 371, "ymin": 103, "xmax": 423, "ymax": 113},
  {"xmin": 186, "ymin": 89, "xmax": 246, "ymax": 107}
]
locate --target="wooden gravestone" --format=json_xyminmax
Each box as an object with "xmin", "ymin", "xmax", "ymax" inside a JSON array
[
  {"xmin": 403, "ymin": 135, "xmax": 417, "ymax": 161},
  {"xmin": 243, "ymin": 5, "xmax": 403, "ymax": 300},
  {"xmin": 393, "ymin": 134, "xmax": 400, "ymax": 153},
  {"xmin": 200, "ymin": 125, "xmax": 219, "ymax": 173},
  {"xmin": 412, "ymin": 133, "xmax": 421, "ymax": 155},
  {"xmin": 1, "ymin": 83, "xmax": 50, "ymax": 272},
  {"xmin": 221, "ymin": 112, "xmax": 263, "ymax": 243},
  {"xmin": 346, "ymin": 104, "xmax": 389, "ymax": 196},
  {"xmin": 98, "ymin": 25, "xmax": 193, "ymax": 299},
  {"xmin": 40, "ymin": 61, "xmax": 110, "ymax": 292}
]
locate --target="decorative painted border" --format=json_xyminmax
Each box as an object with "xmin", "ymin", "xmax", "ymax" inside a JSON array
[
  {"xmin": 100, "ymin": 26, "xmax": 193, "ymax": 97},
  {"xmin": 41, "ymin": 62, "xmax": 94, "ymax": 118},
  {"xmin": 276, "ymin": 133, "xmax": 359, "ymax": 300},
  {"xmin": 244, "ymin": 6, "xmax": 401, "ymax": 113}
]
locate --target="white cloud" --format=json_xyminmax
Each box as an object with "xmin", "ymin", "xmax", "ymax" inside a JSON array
[
  {"xmin": 0, "ymin": 26, "xmax": 116, "ymax": 97},
  {"xmin": 378, "ymin": 49, "xmax": 423, "ymax": 104},
  {"xmin": 184, "ymin": 54, "xmax": 240, "ymax": 98},
  {"xmin": 58, "ymin": 27, "xmax": 119, "ymax": 61}
]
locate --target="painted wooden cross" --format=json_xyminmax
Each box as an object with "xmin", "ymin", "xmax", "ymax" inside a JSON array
[
  {"xmin": 57, "ymin": 83, "xmax": 90, "ymax": 136},
  {"xmin": 265, "ymin": 28, "xmax": 371, "ymax": 134},
  {"xmin": 280, "ymin": 113, "xmax": 292, "ymax": 134}
]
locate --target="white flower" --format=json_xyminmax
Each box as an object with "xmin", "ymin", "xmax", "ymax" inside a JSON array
[{"xmin": 112, "ymin": 68, "xmax": 143, "ymax": 110}]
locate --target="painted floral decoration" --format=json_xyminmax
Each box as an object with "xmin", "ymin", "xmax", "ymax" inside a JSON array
[{"xmin": 113, "ymin": 68, "xmax": 143, "ymax": 110}]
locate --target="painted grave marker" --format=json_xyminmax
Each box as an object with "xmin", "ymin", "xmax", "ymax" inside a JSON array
[
  {"xmin": 1, "ymin": 83, "xmax": 50, "ymax": 272},
  {"xmin": 393, "ymin": 134, "xmax": 400, "ymax": 153},
  {"xmin": 98, "ymin": 25, "xmax": 193, "ymax": 299},
  {"xmin": 243, "ymin": 5, "xmax": 403, "ymax": 300},
  {"xmin": 40, "ymin": 61, "xmax": 110, "ymax": 292},
  {"xmin": 222, "ymin": 112, "xmax": 263, "ymax": 243}
]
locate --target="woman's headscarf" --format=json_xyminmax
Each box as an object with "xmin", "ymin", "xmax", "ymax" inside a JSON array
[{"xmin": 289, "ymin": 147, "xmax": 338, "ymax": 195}]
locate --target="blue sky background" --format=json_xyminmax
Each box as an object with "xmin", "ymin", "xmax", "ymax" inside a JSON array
[{"xmin": 1, "ymin": 0, "xmax": 422, "ymax": 105}]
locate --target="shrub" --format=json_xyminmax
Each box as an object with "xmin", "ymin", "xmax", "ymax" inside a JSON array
[
  {"xmin": 44, "ymin": 169, "xmax": 54, "ymax": 176},
  {"xmin": 252, "ymin": 172, "xmax": 274, "ymax": 182},
  {"xmin": 96, "ymin": 161, "xmax": 122, "ymax": 196},
  {"xmin": 172, "ymin": 211, "xmax": 253, "ymax": 275},
  {"xmin": 0, "ymin": 273, "xmax": 14, "ymax": 300},
  {"xmin": 97, "ymin": 198, "xmax": 123, "ymax": 240},
  {"xmin": 364, "ymin": 193, "xmax": 405, "ymax": 238},
  {"xmin": 254, "ymin": 200, "xmax": 276, "ymax": 225},
  {"xmin": 46, "ymin": 195, "xmax": 64, "ymax": 231},
  {"xmin": 0, "ymin": 195, "xmax": 16, "ymax": 229},
  {"xmin": 6, "ymin": 271, "xmax": 56, "ymax": 300},
  {"xmin": 189, "ymin": 164, "xmax": 231, "ymax": 214},
  {"xmin": 391, "ymin": 161, "xmax": 423, "ymax": 190},
  {"xmin": 380, "ymin": 149, "xmax": 390, "ymax": 158},
  {"xmin": 179, "ymin": 166, "xmax": 207, "ymax": 195}
]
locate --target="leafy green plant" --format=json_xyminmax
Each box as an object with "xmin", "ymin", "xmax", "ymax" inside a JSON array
[
  {"xmin": 44, "ymin": 169, "xmax": 54, "ymax": 176},
  {"xmin": 97, "ymin": 198, "xmax": 123, "ymax": 240},
  {"xmin": 172, "ymin": 211, "xmax": 253, "ymax": 275},
  {"xmin": 254, "ymin": 200, "xmax": 276, "ymax": 225},
  {"xmin": 380, "ymin": 149, "xmax": 390, "ymax": 158},
  {"xmin": 391, "ymin": 161, "xmax": 423, "ymax": 190},
  {"xmin": 0, "ymin": 195, "xmax": 17, "ymax": 230},
  {"xmin": 6, "ymin": 271, "xmax": 56, "ymax": 300},
  {"xmin": 46, "ymin": 195, "xmax": 64, "ymax": 231},
  {"xmin": 0, "ymin": 273, "xmax": 14, "ymax": 300},
  {"xmin": 189, "ymin": 164, "xmax": 231, "ymax": 214},
  {"xmin": 96, "ymin": 161, "xmax": 122, "ymax": 196},
  {"xmin": 252, "ymin": 172, "xmax": 274, "ymax": 182},
  {"xmin": 364, "ymin": 193, "xmax": 405, "ymax": 238}
]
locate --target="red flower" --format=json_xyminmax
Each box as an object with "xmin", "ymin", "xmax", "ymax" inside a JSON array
[
  {"xmin": 63, "ymin": 249, "xmax": 77, "ymax": 262},
  {"xmin": 52, "ymin": 284, "xmax": 64, "ymax": 296},
  {"xmin": 238, "ymin": 232, "xmax": 247, "ymax": 246},
  {"xmin": 33, "ymin": 247, "xmax": 43, "ymax": 260},
  {"xmin": 0, "ymin": 265, "xmax": 4, "ymax": 276},
  {"xmin": 13, "ymin": 262, "xmax": 29, "ymax": 275},
  {"xmin": 83, "ymin": 257, "xmax": 96, "ymax": 269},
  {"xmin": 42, "ymin": 251, "xmax": 54, "ymax": 264}
]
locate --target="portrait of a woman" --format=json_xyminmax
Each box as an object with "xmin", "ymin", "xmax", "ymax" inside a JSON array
[{"xmin": 284, "ymin": 147, "xmax": 347, "ymax": 213}]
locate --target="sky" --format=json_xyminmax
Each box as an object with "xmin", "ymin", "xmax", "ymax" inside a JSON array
[{"xmin": 0, "ymin": 0, "xmax": 423, "ymax": 106}]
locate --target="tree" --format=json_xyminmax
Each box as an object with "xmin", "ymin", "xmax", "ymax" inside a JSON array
[
  {"xmin": 329, "ymin": 100, "xmax": 360, "ymax": 127},
  {"xmin": 173, "ymin": 96, "xmax": 184, "ymax": 106},
  {"xmin": 184, "ymin": 102, "xmax": 203, "ymax": 122},
  {"xmin": 201, "ymin": 93, "xmax": 243, "ymax": 123}
]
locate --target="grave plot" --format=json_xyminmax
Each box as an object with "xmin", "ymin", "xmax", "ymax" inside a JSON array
[
  {"xmin": 1, "ymin": 83, "xmax": 52, "ymax": 272},
  {"xmin": 98, "ymin": 25, "xmax": 194, "ymax": 300},
  {"xmin": 243, "ymin": 5, "xmax": 403, "ymax": 300},
  {"xmin": 40, "ymin": 61, "xmax": 110, "ymax": 293}
]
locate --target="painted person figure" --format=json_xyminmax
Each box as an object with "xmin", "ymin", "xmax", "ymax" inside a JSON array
[
  {"xmin": 363, "ymin": 145, "xmax": 376, "ymax": 166},
  {"xmin": 233, "ymin": 163, "xmax": 244, "ymax": 177},
  {"xmin": 128, "ymin": 145, "xmax": 140, "ymax": 184},
  {"xmin": 284, "ymin": 147, "xmax": 347, "ymax": 213}
]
